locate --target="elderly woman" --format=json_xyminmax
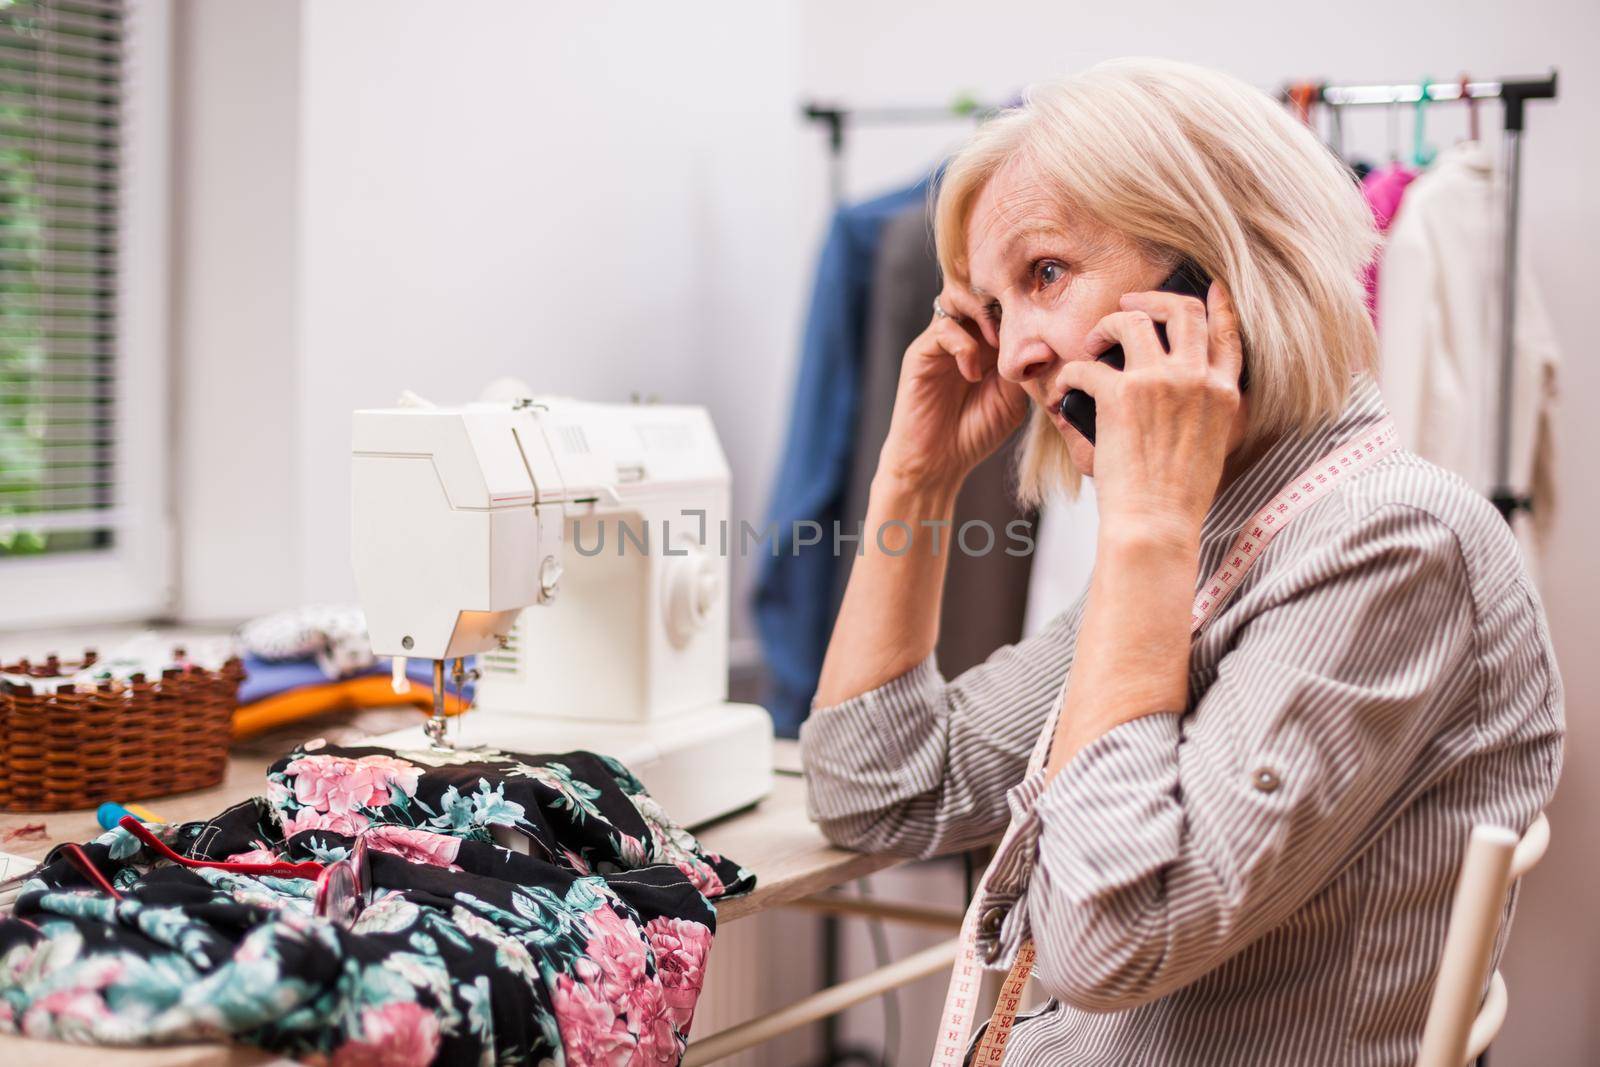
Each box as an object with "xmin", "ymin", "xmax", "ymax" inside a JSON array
[{"xmin": 799, "ymin": 59, "xmax": 1563, "ymax": 1065}]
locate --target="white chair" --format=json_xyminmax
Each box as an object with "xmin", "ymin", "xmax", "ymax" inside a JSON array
[{"xmin": 1415, "ymin": 812, "xmax": 1551, "ymax": 1067}]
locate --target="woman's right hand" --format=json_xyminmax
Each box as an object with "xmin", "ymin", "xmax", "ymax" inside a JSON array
[{"xmin": 876, "ymin": 284, "xmax": 1030, "ymax": 493}]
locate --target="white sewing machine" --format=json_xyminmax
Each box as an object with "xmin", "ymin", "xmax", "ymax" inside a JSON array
[{"xmin": 350, "ymin": 392, "xmax": 773, "ymax": 827}]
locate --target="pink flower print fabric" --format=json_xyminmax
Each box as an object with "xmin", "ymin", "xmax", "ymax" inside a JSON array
[{"xmin": 0, "ymin": 742, "xmax": 752, "ymax": 1065}]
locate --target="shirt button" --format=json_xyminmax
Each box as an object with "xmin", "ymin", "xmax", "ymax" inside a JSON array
[
  {"xmin": 978, "ymin": 905, "xmax": 1010, "ymax": 962},
  {"xmin": 1252, "ymin": 767, "xmax": 1281, "ymax": 793}
]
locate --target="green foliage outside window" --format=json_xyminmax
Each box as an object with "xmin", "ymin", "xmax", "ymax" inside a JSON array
[{"xmin": 0, "ymin": 0, "xmax": 120, "ymax": 558}]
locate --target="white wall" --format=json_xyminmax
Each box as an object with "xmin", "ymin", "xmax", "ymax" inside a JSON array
[
  {"xmin": 176, "ymin": 0, "xmax": 815, "ymax": 641},
  {"xmin": 295, "ymin": 1, "xmax": 817, "ymax": 629},
  {"xmin": 172, "ymin": 0, "xmax": 304, "ymax": 620},
  {"xmin": 792, "ymin": 2, "xmax": 1600, "ymax": 1062}
]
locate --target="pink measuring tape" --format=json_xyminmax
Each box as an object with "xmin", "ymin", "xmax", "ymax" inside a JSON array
[{"xmin": 932, "ymin": 420, "xmax": 1400, "ymax": 1067}]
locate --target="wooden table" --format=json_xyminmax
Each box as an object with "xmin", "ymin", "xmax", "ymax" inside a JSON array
[{"xmin": 0, "ymin": 740, "xmax": 904, "ymax": 1064}]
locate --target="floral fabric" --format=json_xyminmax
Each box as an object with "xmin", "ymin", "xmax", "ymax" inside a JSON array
[{"xmin": 0, "ymin": 741, "xmax": 753, "ymax": 1065}]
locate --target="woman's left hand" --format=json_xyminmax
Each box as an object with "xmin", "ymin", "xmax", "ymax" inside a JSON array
[{"xmin": 1060, "ymin": 280, "xmax": 1245, "ymax": 546}]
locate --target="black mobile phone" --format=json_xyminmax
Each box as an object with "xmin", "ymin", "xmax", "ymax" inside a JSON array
[{"xmin": 1058, "ymin": 261, "xmax": 1226, "ymax": 446}]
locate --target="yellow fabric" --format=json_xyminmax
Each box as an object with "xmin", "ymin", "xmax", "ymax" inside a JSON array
[{"xmin": 232, "ymin": 675, "xmax": 468, "ymax": 740}]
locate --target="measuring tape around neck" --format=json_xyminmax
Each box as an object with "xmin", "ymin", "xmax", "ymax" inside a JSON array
[{"xmin": 932, "ymin": 420, "xmax": 1400, "ymax": 1067}]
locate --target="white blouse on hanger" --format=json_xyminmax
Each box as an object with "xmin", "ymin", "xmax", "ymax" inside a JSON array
[
  {"xmin": 1378, "ymin": 139, "xmax": 1560, "ymax": 561},
  {"xmin": 1020, "ymin": 481, "xmax": 1098, "ymax": 639}
]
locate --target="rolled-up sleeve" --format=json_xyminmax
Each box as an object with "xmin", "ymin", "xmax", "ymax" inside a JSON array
[
  {"xmin": 974, "ymin": 502, "xmax": 1477, "ymax": 1010},
  {"xmin": 800, "ymin": 599, "xmax": 1085, "ymax": 859}
]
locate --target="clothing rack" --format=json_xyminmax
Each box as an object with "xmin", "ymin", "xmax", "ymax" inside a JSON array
[
  {"xmin": 801, "ymin": 100, "xmax": 1001, "ymax": 203},
  {"xmin": 802, "ymin": 70, "xmax": 1560, "ymax": 524},
  {"xmin": 792, "ymin": 73, "xmax": 1558, "ymax": 1066},
  {"xmin": 1289, "ymin": 72, "xmax": 1559, "ymax": 522}
]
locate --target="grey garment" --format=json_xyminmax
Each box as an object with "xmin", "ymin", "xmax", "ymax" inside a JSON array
[
  {"xmin": 835, "ymin": 202, "xmax": 1035, "ymax": 679},
  {"xmin": 800, "ymin": 376, "xmax": 1564, "ymax": 1066}
]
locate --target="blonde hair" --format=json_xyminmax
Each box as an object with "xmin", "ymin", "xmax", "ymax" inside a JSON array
[{"xmin": 933, "ymin": 58, "xmax": 1379, "ymax": 504}]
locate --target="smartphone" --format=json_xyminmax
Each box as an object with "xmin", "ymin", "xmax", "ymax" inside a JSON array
[{"xmin": 1057, "ymin": 261, "xmax": 1224, "ymax": 445}]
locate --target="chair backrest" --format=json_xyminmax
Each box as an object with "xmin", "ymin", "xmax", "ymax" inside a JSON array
[{"xmin": 1415, "ymin": 813, "xmax": 1550, "ymax": 1067}]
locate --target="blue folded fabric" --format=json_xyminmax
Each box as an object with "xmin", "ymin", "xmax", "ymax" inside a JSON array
[{"xmin": 236, "ymin": 654, "xmax": 470, "ymax": 705}]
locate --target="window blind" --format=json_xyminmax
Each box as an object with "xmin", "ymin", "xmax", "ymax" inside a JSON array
[{"xmin": 0, "ymin": 0, "xmax": 123, "ymax": 559}]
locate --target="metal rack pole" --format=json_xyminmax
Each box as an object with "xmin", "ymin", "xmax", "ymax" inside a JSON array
[
  {"xmin": 1485, "ymin": 75, "xmax": 1557, "ymax": 519},
  {"xmin": 1492, "ymin": 117, "xmax": 1526, "ymax": 520},
  {"xmin": 803, "ymin": 104, "xmax": 848, "ymax": 206},
  {"xmin": 801, "ymin": 100, "xmax": 1002, "ymax": 208}
]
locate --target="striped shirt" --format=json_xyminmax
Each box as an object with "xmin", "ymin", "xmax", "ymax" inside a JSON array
[{"xmin": 799, "ymin": 376, "xmax": 1563, "ymax": 1066}]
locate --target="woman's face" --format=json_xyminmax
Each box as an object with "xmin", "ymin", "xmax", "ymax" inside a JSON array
[{"xmin": 962, "ymin": 161, "xmax": 1169, "ymax": 477}]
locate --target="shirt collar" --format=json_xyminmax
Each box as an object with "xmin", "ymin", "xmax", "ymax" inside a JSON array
[
  {"xmin": 1199, "ymin": 374, "xmax": 1391, "ymax": 550},
  {"xmin": 1439, "ymin": 138, "xmax": 1494, "ymax": 176}
]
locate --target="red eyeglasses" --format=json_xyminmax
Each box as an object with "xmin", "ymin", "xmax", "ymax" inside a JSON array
[
  {"xmin": 116, "ymin": 816, "xmax": 374, "ymax": 927},
  {"xmin": 5, "ymin": 819, "xmax": 377, "ymax": 930},
  {"xmin": 60, "ymin": 842, "xmax": 123, "ymax": 900},
  {"xmin": 312, "ymin": 830, "xmax": 374, "ymax": 928},
  {"xmin": 117, "ymin": 817, "xmax": 324, "ymax": 879},
  {"xmin": 6, "ymin": 842, "xmax": 134, "ymax": 903}
]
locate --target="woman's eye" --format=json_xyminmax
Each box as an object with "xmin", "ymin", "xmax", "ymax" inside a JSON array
[
  {"xmin": 1036, "ymin": 260, "xmax": 1067, "ymax": 287},
  {"xmin": 983, "ymin": 301, "xmax": 1002, "ymax": 324}
]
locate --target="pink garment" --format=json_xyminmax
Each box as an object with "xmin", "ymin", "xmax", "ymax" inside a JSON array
[{"xmin": 1361, "ymin": 162, "xmax": 1420, "ymax": 325}]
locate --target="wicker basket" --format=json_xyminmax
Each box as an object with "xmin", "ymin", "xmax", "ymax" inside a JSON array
[{"xmin": 0, "ymin": 650, "xmax": 246, "ymax": 813}]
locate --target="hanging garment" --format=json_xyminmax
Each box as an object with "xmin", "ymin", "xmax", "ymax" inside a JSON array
[
  {"xmin": 1378, "ymin": 140, "xmax": 1560, "ymax": 554},
  {"xmin": 0, "ymin": 743, "xmax": 752, "ymax": 1065},
  {"xmin": 1361, "ymin": 161, "xmax": 1420, "ymax": 324},
  {"xmin": 754, "ymin": 175, "xmax": 934, "ymax": 736},
  {"xmin": 1019, "ymin": 481, "xmax": 1099, "ymax": 640},
  {"xmin": 835, "ymin": 202, "xmax": 1037, "ymax": 679}
]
